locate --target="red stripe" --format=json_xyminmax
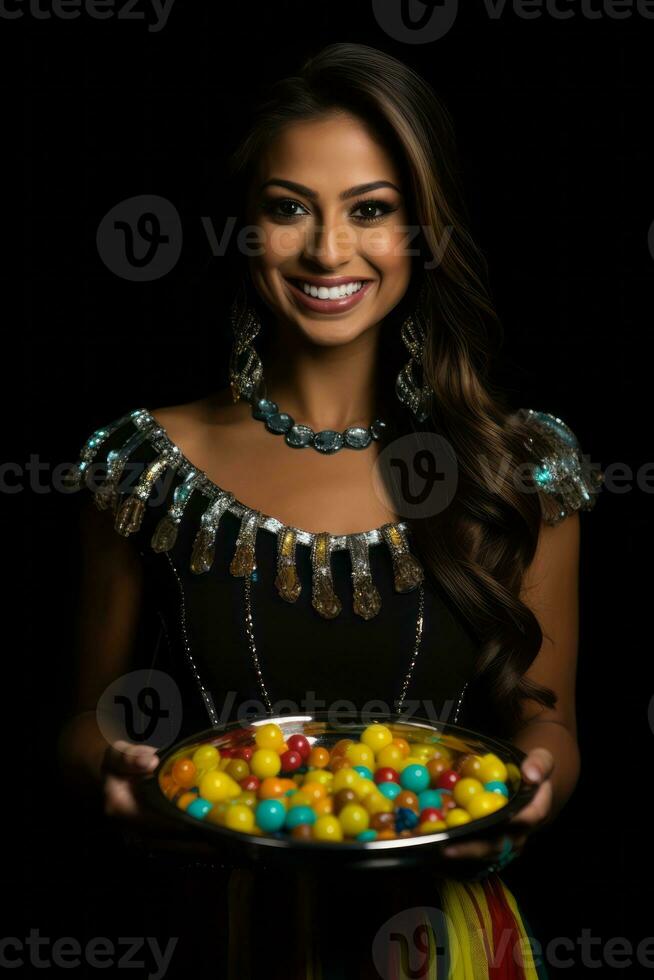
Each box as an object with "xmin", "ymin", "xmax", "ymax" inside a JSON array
[{"xmin": 484, "ymin": 875, "xmax": 526, "ymax": 979}]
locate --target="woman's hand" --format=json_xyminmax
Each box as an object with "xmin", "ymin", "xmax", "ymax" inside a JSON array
[
  {"xmin": 101, "ymin": 739, "xmax": 219, "ymax": 858},
  {"xmin": 101, "ymin": 739, "xmax": 162, "ymax": 822},
  {"xmin": 441, "ymin": 747, "xmax": 555, "ymax": 868}
]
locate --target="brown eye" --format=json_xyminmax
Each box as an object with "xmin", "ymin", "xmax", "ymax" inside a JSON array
[
  {"xmin": 350, "ymin": 199, "xmax": 397, "ymax": 222},
  {"xmin": 263, "ymin": 198, "xmax": 310, "ymax": 219}
]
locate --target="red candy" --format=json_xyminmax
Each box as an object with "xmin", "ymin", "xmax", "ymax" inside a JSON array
[
  {"xmin": 419, "ymin": 807, "xmax": 444, "ymax": 823},
  {"xmin": 374, "ymin": 767, "xmax": 400, "ymax": 785},
  {"xmin": 287, "ymin": 734, "xmax": 311, "ymax": 760},
  {"xmin": 436, "ymin": 770, "xmax": 460, "ymax": 791},
  {"xmin": 234, "ymin": 747, "xmax": 254, "ymax": 762},
  {"xmin": 280, "ymin": 749, "xmax": 303, "ymax": 772},
  {"xmin": 240, "ymin": 775, "xmax": 260, "ymax": 793}
]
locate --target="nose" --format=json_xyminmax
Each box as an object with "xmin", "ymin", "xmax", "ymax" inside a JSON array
[{"xmin": 302, "ymin": 207, "xmax": 356, "ymax": 270}]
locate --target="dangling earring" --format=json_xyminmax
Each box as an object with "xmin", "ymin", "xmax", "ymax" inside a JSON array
[
  {"xmin": 395, "ymin": 293, "xmax": 433, "ymax": 423},
  {"xmin": 228, "ymin": 296, "xmax": 264, "ymax": 404}
]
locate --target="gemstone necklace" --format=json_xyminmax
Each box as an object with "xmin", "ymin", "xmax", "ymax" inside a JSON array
[{"xmin": 249, "ymin": 395, "xmax": 387, "ymax": 454}]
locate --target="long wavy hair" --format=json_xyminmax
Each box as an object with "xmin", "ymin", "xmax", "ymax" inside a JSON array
[{"xmin": 224, "ymin": 43, "xmax": 556, "ymax": 739}]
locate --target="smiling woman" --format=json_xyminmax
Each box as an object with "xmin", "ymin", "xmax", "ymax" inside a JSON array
[{"xmin": 62, "ymin": 41, "xmax": 602, "ymax": 980}]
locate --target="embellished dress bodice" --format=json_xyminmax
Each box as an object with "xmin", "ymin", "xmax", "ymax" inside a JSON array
[{"xmin": 69, "ymin": 406, "xmax": 602, "ymax": 741}]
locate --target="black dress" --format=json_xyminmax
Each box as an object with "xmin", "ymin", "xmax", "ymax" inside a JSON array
[{"xmin": 67, "ymin": 404, "xmax": 601, "ymax": 979}]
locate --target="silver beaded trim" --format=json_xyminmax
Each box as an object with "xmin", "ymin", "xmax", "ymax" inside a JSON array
[
  {"xmin": 395, "ymin": 582, "xmax": 425, "ymax": 714},
  {"xmin": 131, "ymin": 408, "xmax": 409, "ymax": 549},
  {"xmin": 243, "ymin": 573, "xmax": 274, "ymax": 715},
  {"xmin": 164, "ymin": 553, "xmax": 219, "ymax": 726}
]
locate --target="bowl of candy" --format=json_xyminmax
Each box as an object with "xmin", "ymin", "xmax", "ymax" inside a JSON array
[{"xmin": 137, "ymin": 713, "xmax": 536, "ymax": 870}]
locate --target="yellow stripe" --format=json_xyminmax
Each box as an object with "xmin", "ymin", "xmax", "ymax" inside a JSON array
[{"xmin": 440, "ymin": 877, "xmax": 491, "ymax": 979}]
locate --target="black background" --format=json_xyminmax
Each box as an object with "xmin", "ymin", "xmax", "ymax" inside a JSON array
[{"xmin": 16, "ymin": 0, "xmax": 653, "ymax": 975}]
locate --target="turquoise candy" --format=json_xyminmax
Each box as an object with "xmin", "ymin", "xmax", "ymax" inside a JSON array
[
  {"xmin": 255, "ymin": 799, "xmax": 286, "ymax": 832},
  {"xmin": 484, "ymin": 781, "xmax": 509, "ymax": 797},
  {"xmin": 357, "ymin": 830, "xmax": 378, "ymax": 842},
  {"xmin": 378, "ymin": 781, "xmax": 401, "ymax": 800},
  {"xmin": 353, "ymin": 765, "xmax": 374, "ymax": 780},
  {"xmin": 313, "ymin": 430, "xmax": 344, "ymax": 454},
  {"xmin": 418, "ymin": 789, "xmax": 443, "ymax": 811},
  {"xmin": 285, "ymin": 805, "xmax": 316, "ymax": 830},
  {"xmin": 265, "ymin": 412, "xmax": 294, "ymax": 434},
  {"xmin": 344, "ymin": 426, "xmax": 372, "ymax": 449},
  {"xmin": 399, "ymin": 764, "xmax": 430, "ymax": 794},
  {"xmin": 185, "ymin": 797, "xmax": 212, "ymax": 820},
  {"xmin": 285, "ymin": 424, "xmax": 314, "ymax": 448}
]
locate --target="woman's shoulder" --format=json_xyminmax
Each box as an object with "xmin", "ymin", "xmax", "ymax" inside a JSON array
[{"xmin": 507, "ymin": 406, "xmax": 604, "ymax": 526}]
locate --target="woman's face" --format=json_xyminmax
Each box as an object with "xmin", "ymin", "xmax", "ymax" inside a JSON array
[{"xmin": 247, "ymin": 111, "xmax": 412, "ymax": 348}]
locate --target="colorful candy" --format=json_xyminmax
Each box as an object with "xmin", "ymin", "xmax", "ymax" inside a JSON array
[{"xmin": 160, "ymin": 723, "xmax": 515, "ymax": 844}]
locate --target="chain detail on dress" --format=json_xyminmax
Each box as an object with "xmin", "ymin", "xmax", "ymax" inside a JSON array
[{"xmin": 165, "ymin": 553, "xmax": 219, "ymax": 726}]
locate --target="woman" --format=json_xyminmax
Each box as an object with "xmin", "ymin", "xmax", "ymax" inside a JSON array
[{"xmin": 59, "ymin": 43, "xmax": 602, "ymax": 979}]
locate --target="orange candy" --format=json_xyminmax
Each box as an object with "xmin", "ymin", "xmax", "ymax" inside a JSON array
[
  {"xmin": 395, "ymin": 790, "xmax": 419, "ymax": 813},
  {"xmin": 313, "ymin": 797, "xmax": 334, "ymax": 817},
  {"xmin": 171, "ymin": 758, "xmax": 196, "ymax": 789},
  {"xmin": 176, "ymin": 791, "xmax": 197, "ymax": 811},
  {"xmin": 308, "ymin": 747, "xmax": 330, "ymax": 769},
  {"xmin": 331, "ymin": 739, "xmax": 354, "ymax": 758},
  {"xmin": 392, "ymin": 737, "xmax": 410, "ymax": 757},
  {"xmin": 258, "ymin": 777, "xmax": 286, "ymax": 800}
]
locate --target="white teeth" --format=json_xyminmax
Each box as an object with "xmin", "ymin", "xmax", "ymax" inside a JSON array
[{"xmin": 300, "ymin": 280, "xmax": 364, "ymax": 299}]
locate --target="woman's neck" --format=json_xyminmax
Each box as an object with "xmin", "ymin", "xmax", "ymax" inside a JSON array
[{"xmin": 263, "ymin": 322, "xmax": 386, "ymax": 432}]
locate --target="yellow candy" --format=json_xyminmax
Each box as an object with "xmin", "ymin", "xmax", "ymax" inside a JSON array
[
  {"xmin": 364, "ymin": 792, "xmax": 394, "ymax": 815},
  {"xmin": 376, "ymin": 744, "xmax": 404, "ymax": 769},
  {"xmin": 419, "ymin": 820, "xmax": 447, "ymax": 833},
  {"xmin": 309, "ymin": 771, "xmax": 332, "ymax": 787},
  {"xmin": 254, "ymin": 723, "xmax": 285, "ymax": 751},
  {"xmin": 191, "ymin": 744, "xmax": 220, "ymax": 773},
  {"xmin": 223, "ymin": 804, "xmax": 255, "ymax": 832},
  {"xmin": 287, "ymin": 792, "xmax": 311, "ymax": 808},
  {"xmin": 396, "ymin": 755, "xmax": 423, "ymax": 772},
  {"xmin": 339, "ymin": 803, "xmax": 370, "ymax": 837},
  {"xmin": 466, "ymin": 791, "xmax": 508, "ymax": 819},
  {"xmin": 235, "ymin": 791, "xmax": 257, "ymax": 808},
  {"xmin": 332, "ymin": 767, "xmax": 360, "ymax": 792},
  {"xmin": 199, "ymin": 771, "xmax": 240, "ymax": 802},
  {"xmin": 351, "ymin": 778, "xmax": 377, "ymax": 801},
  {"xmin": 453, "ymin": 778, "xmax": 484, "ymax": 807},
  {"xmin": 506, "ymin": 762, "xmax": 521, "ymax": 786},
  {"xmin": 250, "ymin": 749, "xmax": 281, "ymax": 779},
  {"xmin": 345, "ymin": 743, "xmax": 375, "ymax": 768},
  {"xmin": 313, "ymin": 815, "xmax": 343, "ymax": 842},
  {"xmin": 445, "ymin": 807, "xmax": 472, "ymax": 828},
  {"xmin": 360, "ymin": 724, "xmax": 393, "ymax": 752},
  {"xmin": 218, "ymin": 758, "xmax": 232, "ymax": 771},
  {"xmin": 477, "ymin": 754, "xmax": 508, "ymax": 784},
  {"xmin": 411, "ymin": 744, "xmax": 437, "ymax": 762}
]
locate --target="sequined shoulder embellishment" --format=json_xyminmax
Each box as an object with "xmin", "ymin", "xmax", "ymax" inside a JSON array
[
  {"xmin": 69, "ymin": 407, "xmax": 425, "ymax": 620},
  {"xmin": 516, "ymin": 408, "xmax": 604, "ymax": 526}
]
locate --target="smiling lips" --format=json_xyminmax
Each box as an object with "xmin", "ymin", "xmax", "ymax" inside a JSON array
[{"xmin": 285, "ymin": 275, "xmax": 374, "ymax": 314}]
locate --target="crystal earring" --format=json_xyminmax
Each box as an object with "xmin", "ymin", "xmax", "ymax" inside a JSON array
[
  {"xmin": 228, "ymin": 297, "xmax": 264, "ymax": 404},
  {"xmin": 395, "ymin": 299, "xmax": 433, "ymax": 423}
]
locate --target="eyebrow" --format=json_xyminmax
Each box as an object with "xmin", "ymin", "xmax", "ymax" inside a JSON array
[{"xmin": 259, "ymin": 178, "xmax": 402, "ymax": 200}]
